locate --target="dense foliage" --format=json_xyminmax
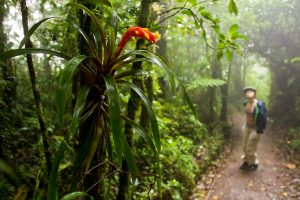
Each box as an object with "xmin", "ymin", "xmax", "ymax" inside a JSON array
[{"xmin": 1, "ymin": 0, "xmax": 300, "ymax": 199}]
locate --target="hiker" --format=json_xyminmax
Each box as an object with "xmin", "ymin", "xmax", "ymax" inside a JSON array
[{"xmin": 240, "ymin": 86, "xmax": 267, "ymax": 170}]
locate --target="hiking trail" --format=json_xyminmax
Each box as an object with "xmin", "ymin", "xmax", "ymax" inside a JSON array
[{"xmin": 190, "ymin": 112, "xmax": 300, "ymax": 200}]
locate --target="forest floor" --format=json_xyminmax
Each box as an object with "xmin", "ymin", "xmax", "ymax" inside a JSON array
[{"xmin": 190, "ymin": 112, "xmax": 300, "ymax": 200}]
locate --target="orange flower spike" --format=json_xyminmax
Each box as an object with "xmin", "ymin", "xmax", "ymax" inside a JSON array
[{"xmin": 117, "ymin": 26, "xmax": 160, "ymax": 55}]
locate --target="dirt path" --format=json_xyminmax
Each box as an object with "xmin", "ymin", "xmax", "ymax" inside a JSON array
[{"xmin": 191, "ymin": 113, "xmax": 300, "ymax": 200}]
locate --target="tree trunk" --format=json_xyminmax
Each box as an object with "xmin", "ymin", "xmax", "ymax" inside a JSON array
[
  {"xmin": 220, "ymin": 58, "xmax": 233, "ymax": 138},
  {"xmin": 20, "ymin": 0, "xmax": 51, "ymax": 180},
  {"xmin": 117, "ymin": 1, "xmax": 151, "ymax": 199},
  {"xmin": 269, "ymin": 62, "xmax": 300, "ymax": 124},
  {"xmin": 220, "ymin": 58, "xmax": 233, "ymax": 122},
  {"xmin": 0, "ymin": 0, "xmax": 17, "ymax": 126},
  {"xmin": 156, "ymin": 1, "xmax": 170, "ymax": 98},
  {"xmin": 139, "ymin": 76, "xmax": 153, "ymax": 129},
  {"xmin": 208, "ymin": 35, "xmax": 221, "ymax": 131},
  {"xmin": 233, "ymin": 56, "xmax": 243, "ymax": 100},
  {"xmin": 75, "ymin": 8, "xmax": 108, "ymax": 199}
]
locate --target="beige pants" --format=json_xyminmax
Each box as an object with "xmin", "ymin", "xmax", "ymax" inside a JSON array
[{"xmin": 242, "ymin": 127, "xmax": 260, "ymax": 164}]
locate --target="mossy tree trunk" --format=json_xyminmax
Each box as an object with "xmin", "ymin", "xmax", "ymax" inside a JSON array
[
  {"xmin": 208, "ymin": 34, "xmax": 221, "ymax": 131},
  {"xmin": 0, "ymin": 0, "xmax": 17, "ymax": 127},
  {"xmin": 117, "ymin": 0, "xmax": 151, "ymax": 199}
]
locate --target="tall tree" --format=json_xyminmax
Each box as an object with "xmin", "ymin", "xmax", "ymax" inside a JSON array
[
  {"xmin": 238, "ymin": 0, "xmax": 300, "ymax": 123},
  {"xmin": 19, "ymin": 0, "xmax": 51, "ymax": 179},
  {"xmin": 0, "ymin": 0, "xmax": 17, "ymax": 126},
  {"xmin": 208, "ymin": 34, "xmax": 221, "ymax": 130},
  {"xmin": 117, "ymin": 1, "xmax": 152, "ymax": 199}
]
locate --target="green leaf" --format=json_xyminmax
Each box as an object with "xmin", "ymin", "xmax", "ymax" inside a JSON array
[
  {"xmin": 187, "ymin": 78, "xmax": 226, "ymax": 90},
  {"xmin": 118, "ymin": 50, "xmax": 199, "ymax": 121},
  {"xmin": 0, "ymin": 159, "xmax": 21, "ymax": 187},
  {"xmin": 121, "ymin": 50, "xmax": 176, "ymax": 92},
  {"xmin": 115, "ymin": 69, "xmax": 149, "ymax": 80},
  {"xmin": 103, "ymin": 75, "xmax": 123, "ymax": 166},
  {"xmin": 120, "ymin": 81, "xmax": 161, "ymax": 152},
  {"xmin": 231, "ymin": 33, "xmax": 248, "ymax": 41},
  {"xmin": 57, "ymin": 55, "xmax": 88, "ymax": 124},
  {"xmin": 0, "ymin": 48, "xmax": 70, "ymax": 61},
  {"xmin": 104, "ymin": 179, "xmax": 111, "ymax": 200},
  {"xmin": 70, "ymin": 118, "xmax": 96, "ymax": 191},
  {"xmin": 66, "ymin": 19, "xmax": 99, "ymax": 60},
  {"xmin": 112, "ymin": 57, "xmax": 154, "ymax": 72},
  {"xmin": 69, "ymin": 86, "xmax": 90, "ymax": 141},
  {"xmin": 200, "ymin": 10, "xmax": 213, "ymax": 21},
  {"xmin": 228, "ymin": 0, "xmax": 238, "ymax": 16},
  {"xmin": 181, "ymin": 10, "xmax": 192, "ymax": 16},
  {"xmin": 17, "ymin": 16, "xmax": 98, "ymax": 59},
  {"xmin": 291, "ymin": 57, "xmax": 300, "ymax": 63},
  {"xmin": 217, "ymin": 50, "xmax": 224, "ymax": 60},
  {"xmin": 229, "ymin": 24, "xmax": 239, "ymax": 37},
  {"xmin": 121, "ymin": 115, "xmax": 157, "ymax": 154},
  {"xmin": 202, "ymin": 29, "xmax": 207, "ymax": 40},
  {"xmin": 82, "ymin": 115, "xmax": 105, "ymax": 174},
  {"xmin": 121, "ymin": 133, "xmax": 137, "ymax": 173},
  {"xmin": 103, "ymin": 76, "xmax": 137, "ymax": 173},
  {"xmin": 102, "ymin": 0, "xmax": 112, "ymax": 8},
  {"xmin": 11, "ymin": 0, "xmax": 18, "ymax": 5},
  {"xmin": 67, "ymin": 3, "xmax": 106, "ymax": 59},
  {"xmin": 226, "ymin": 49, "xmax": 233, "ymax": 62},
  {"xmin": 48, "ymin": 86, "xmax": 89, "ymax": 200},
  {"xmin": 177, "ymin": 80, "xmax": 199, "ymax": 120},
  {"xmin": 60, "ymin": 192, "xmax": 94, "ymax": 200},
  {"xmin": 48, "ymin": 144, "xmax": 64, "ymax": 200},
  {"xmin": 19, "ymin": 17, "xmax": 57, "ymax": 48},
  {"xmin": 187, "ymin": 0, "xmax": 196, "ymax": 4}
]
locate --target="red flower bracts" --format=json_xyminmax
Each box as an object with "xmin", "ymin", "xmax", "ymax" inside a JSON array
[{"xmin": 117, "ymin": 26, "xmax": 160, "ymax": 55}]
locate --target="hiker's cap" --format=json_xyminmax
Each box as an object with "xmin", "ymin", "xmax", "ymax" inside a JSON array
[{"xmin": 243, "ymin": 86, "xmax": 256, "ymax": 93}]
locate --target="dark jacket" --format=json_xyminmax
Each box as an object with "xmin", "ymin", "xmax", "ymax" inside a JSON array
[{"xmin": 244, "ymin": 100, "xmax": 267, "ymax": 134}]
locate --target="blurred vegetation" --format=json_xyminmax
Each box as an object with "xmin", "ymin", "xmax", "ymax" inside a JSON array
[{"xmin": 1, "ymin": 0, "xmax": 300, "ymax": 199}]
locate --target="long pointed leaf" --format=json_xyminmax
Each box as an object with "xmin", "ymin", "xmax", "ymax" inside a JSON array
[
  {"xmin": 70, "ymin": 117, "xmax": 96, "ymax": 191},
  {"xmin": 103, "ymin": 75, "xmax": 123, "ymax": 166},
  {"xmin": 83, "ymin": 114, "xmax": 104, "ymax": 173},
  {"xmin": 18, "ymin": 15, "xmax": 99, "ymax": 60},
  {"xmin": 67, "ymin": 3, "xmax": 106, "ymax": 60},
  {"xmin": 60, "ymin": 192, "xmax": 94, "ymax": 200},
  {"xmin": 177, "ymin": 81, "xmax": 199, "ymax": 120},
  {"xmin": 19, "ymin": 17, "xmax": 57, "ymax": 48},
  {"xmin": 120, "ymin": 81, "xmax": 160, "ymax": 152},
  {"xmin": 121, "ymin": 133, "xmax": 137, "ymax": 173},
  {"xmin": 115, "ymin": 69, "xmax": 149, "ymax": 80},
  {"xmin": 57, "ymin": 55, "xmax": 88, "ymax": 124},
  {"xmin": 48, "ymin": 86, "xmax": 89, "ymax": 200},
  {"xmin": 118, "ymin": 50, "xmax": 176, "ymax": 92},
  {"xmin": 47, "ymin": 143, "xmax": 66, "ymax": 200},
  {"xmin": 121, "ymin": 115, "xmax": 157, "ymax": 154},
  {"xmin": 104, "ymin": 76, "xmax": 137, "ymax": 173},
  {"xmin": 120, "ymin": 50, "xmax": 199, "ymax": 120},
  {"xmin": 66, "ymin": 19, "xmax": 99, "ymax": 60},
  {"xmin": 0, "ymin": 48, "xmax": 70, "ymax": 60}
]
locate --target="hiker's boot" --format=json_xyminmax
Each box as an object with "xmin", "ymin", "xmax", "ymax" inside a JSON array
[
  {"xmin": 240, "ymin": 162, "xmax": 249, "ymax": 170},
  {"xmin": 248, "ymin": 163, "xmax": 258, "ymax": 171}
]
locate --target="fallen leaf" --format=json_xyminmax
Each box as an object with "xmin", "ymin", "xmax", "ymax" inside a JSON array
[
  {"xmin": 212, "ymin": 195, "xmax": 218, "ymax": 200},
  {"xmin": 201, "ymin": 191, "xmax": 207, "ymax": 199},
  {"xmin": 285, "ymin": 163, "xmax": 296, "ymax": 169},
  {"xmin": 247, "ymin": 180, "xmax": 253, "ymax": 187},
  {"xmin": 282, "ymin": 192, "xmax": 288, "ymax": 197}
]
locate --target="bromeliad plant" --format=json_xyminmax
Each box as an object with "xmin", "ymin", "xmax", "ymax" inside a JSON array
[{"xmin": 0, "ymin": 2, "xmax": 196, "ymax": 199}]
